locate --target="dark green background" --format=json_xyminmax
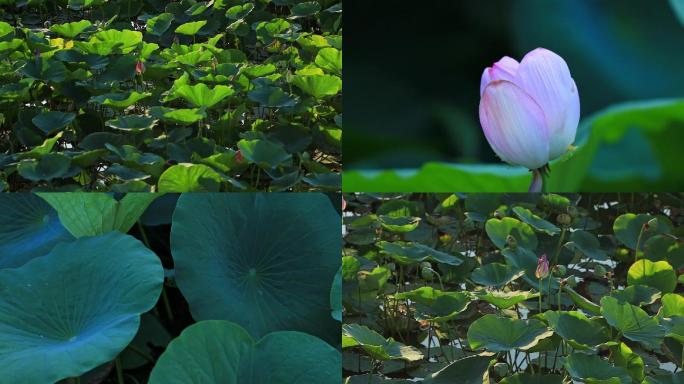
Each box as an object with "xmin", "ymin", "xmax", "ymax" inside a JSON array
[{"xmin": 345, "ymin": 0, "xmax": 684, "ymax": 169}]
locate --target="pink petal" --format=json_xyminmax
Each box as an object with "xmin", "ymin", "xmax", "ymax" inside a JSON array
[
  {"xmin": 480, "ymin": 56, "xmax": 520, "ymax": 96},
  {"xmin": 514, "ymin": 48, "xmax": 579, "ymax": 159},
  {"xmin": 479, "ymin": 80, "xmax": 550, "ymax": 170}
]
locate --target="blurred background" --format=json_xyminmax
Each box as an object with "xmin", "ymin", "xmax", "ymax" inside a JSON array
[{"xmin": 345, "ymin": 0, "xmax": 684, "ymax": 170}]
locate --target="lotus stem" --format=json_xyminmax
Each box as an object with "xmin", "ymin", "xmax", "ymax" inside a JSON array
[
  {"xmin": 635, "ymin": 224, "xmax": 646, "ymax": 263},
  {"xmin": 529, "ymin": 169, "xmax": 543, "ymax": 193},
  {"xmin": 538, "ymin": 279, "xmax": 543, "ymax": 314},
  {"xmin": 115, "ymin": 356, "xmax": 124, "ymax": 384}
]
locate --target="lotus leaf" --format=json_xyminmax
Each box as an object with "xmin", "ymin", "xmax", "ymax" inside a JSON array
[{"xmin": 467, "ymin": 315, "xmax": 553, "ymax": 352}]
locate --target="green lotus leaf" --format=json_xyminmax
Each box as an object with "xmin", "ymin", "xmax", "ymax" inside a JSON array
[
  {"xmin": 37, "ymin": 193, "xmax": 159, "ymax": 238},
  {"xmin": 173, "ymin": 83, "xmax": 234, "ymax": 108},
  {"xmin": 237, "ymin": 138, "xmax": 293, "ymax": 169},
  {"xmin": 565, "ymin": 230, "xmax": 608, "ymax": 261},
  {"xmin": 226, "ymin": 3, "xmax": 254, "ymax": 19},
  {"xmin": 614, "ymin": 213, "xmax": 671, "ymax": 250},
  {"xmin": 146, "ymin": 13, "xmax": 174, "ymax": 36},
  {"xmin": 170, "ymin": 193, "xmax": 339, "ymax": 343},
  {"xmin": 17, "ymin": 153, "xmax": 71, "ymax": 181},
  {"xmin": 662, "ymin": 316, "xmax": 684, "ymax": 343},
  {"xmin": 315, "ymin": 47, "xmax": 342, "ymax": 75},
  {"xmin": 92, "ymin": 29, "xmax": 142, "ymax": 54},
  {"xmin": 423, "ymin": 355, "xmax": 493, "ymax": 384},
  {"xmin": 241, "ymin": 64, "xmax": 277, "ymax": 78},
  {"xmin": 331, "ymin": 266, "xmax": 342, "ymax": 321},
  {"xmin": 377, "ymin": 241, "xmax": 462, "ymax": 266},
  {"xmin": 157, "ymin": 163, "xmax": 222, "ymax": 192},
  {"xmin": 0, "ymin": 194, "xmax": 73, "ymax": 269},
  {"xmin": 174, "ymin": 50, "xmax": 213, "ymax": 66},
  {"xmin": 149, "ymin": 320, "xmax": 339, "ymax": 383},
  {"xmin": 105, "ymin": 115, "xmax": 158, "ymax": 131},
  {"xmin": 564, "ymin": 352, "xmax": 631, "ymax": 384},
  {"xmin": 486, "ymin": 217, "xmax": 538, "ymax": 250},
  {"xmin": 291, "ymin": 74, "xmax": 341, "ymax": 99},
  {"xmin": 0, "ymin": 38, "xmax": 22, "ymax": 53},
  {"xmin": 31, "ymin": 111, "xmax": 76, "ymax": 135},
  {"xmin": 395, "ymin": 287, "xmax": 471, "ymax": 322},
  {"xmin": 378, "ymin": 215, "xmax": 420, "ymax": 232},
  {"xmin": 562, "ymin": 285, "xmax": 601, "ymax": 315},
  {"xmin": 153, "ymin": 107, "xmax": 206, "ymax": 125},
  {"xmin": 612, "ymin": 285, "xmax": 662, "ymax": 306},
  {"xmin": 49, "ymin": 20, "xmax": 92, "ymax": 38},
  {"xmin": 21, "ymin": 58, "xmax": 68, "ymax": 82},
  {"xmin": 644, "ymin": 235, "xmax": 684, "ymax": 269},
  {"xmin": 544, "ymin": 311, "xmax": 612, "ymax": 350},
  {"xmin": 0, "ymin": 232, "xmax": 163, "ymax": 383},
  {"xmin": 174, "ymin": 20, "xmax": 208, "ymax": 36},
  {"xmin": 643, "ymin": 373, "xmax": 684, "ymax": 384},
  {"xmin": 291, "ymin": 1, "xmax": 321, "ymax": 17},
  {"xmin": 512, "ymin": 206, "xmax": 560, "ymax": 235},
  {"xmin": 247, "ymin": 86, "xmax": 298, "ymax": 108},
  {"xmin": 499, "ymin": 373, "xmax": 564, "ymax": 384},
  {"xmin": 89, "ymin": 91, "xmax": 151, "ymax": 108},
  {"xmin": 104, "ymin": 164, "xmax": 151, "ymax": 182},
  {"xmin": 470, "ymin": 262, "xmax": 525, "ymax": 287},
  {"xmin": 610, "ymin": 342, "xmax": 645, "ymax": 383},
  {"xmin": 16, "ymin": 132, "xmax": 64, "ymax": 160},
  {"xmin": 342, "ymin": 323, "xmax": 422, "ymax": 362},
  {"xmin": 475, "ymin": 290, "xmax": 539, "ymax": 310},
  {"xmin": 627, "ymin": 259, "xmax": 676, "ymax": 293},
  {"xmin": 600, "ymin": 296, "xmax": 666, "ymax": 349},
  {"xmin": 660, "ymin": 293, "xmax": 684, "ymax": 318},
  {"xmin": 467, "ymin": 315, "xmax": 553, "ymax": 352},
  {"xmin": 0, "ymin": 21, "xmax": 13, "ymax": 39}
]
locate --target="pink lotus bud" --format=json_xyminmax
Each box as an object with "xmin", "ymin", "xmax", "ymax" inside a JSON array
[
  {"xmin": 535, "ymin": 253, "xmax": 549, "ymax": 279},
  {"xmin": 235, "ymin": 150, "xmax": 244, "ymax": 163},
  {"xmin": 135, "ymin": 60, "xmax": 146, "ymax": 75},
  {"xmin": 479, "ymin": 48, "xmax": 580, "ymax": 170}
]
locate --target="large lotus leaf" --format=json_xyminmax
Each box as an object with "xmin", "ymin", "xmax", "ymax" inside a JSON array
[
  {"xmin": 377, "ymin": 241, "xmax": 462, "ymax": 266},
  {"xmin": 331, "ymin": 266, "xmax": 342, "ymax": 321},
  {"xmin": 105, "ymin": 115, "xmax": 158, "ymax": 131},
  {"xmin": 21, "ymin": 57, "xmax": 68, "ymax": 82},
  {"xmin": 146, "ymin": 13, "xmax": 174, "ymax": 36},
  {"xmin": 0, "ymin": 21, "xmax": 13, "ymax": 39},
  {"xmin": 150, "ymin": 107, "xmax": 206, "ymax": 125},
  {"xmin": 291, "ymin": 74, "xmax": 342, "ymax": 99},
  {"xmin": 173, "ymin": 83, "xmax": 234, "ymax": 108},
  {"xmin": 512, "ymin": 206, "xmax": 560, "ymax": 235},
  {"xmin": 170, "ymin": 193, "xmax": 340, "ymax": 344},
  {"xmin": 485, "ymin": 217, "xmax": 538, "ymax": 250},
  {"xmin": 50, "ymin": 20, "xmax": 92, "ymax": 38},
  {"xmin": 613, "ymin": 213, "xmax": 671, "ymax": 250},
  {"xmin": 627, "ymin": 259, "xmax": 677, "ymax": 293},
  {"xmin": 226, "ymin": 3, "xmax": 254, "ymax": 19},
  {"xmin": 157, "ymin": 163, "xmax": 222, "ymax": 192},
  {"xmin": 237, "ymin": 138, "xmax": 293, "ymax": 169},
  {"xmin": 423, "ymin": 355, "xmax": 493, "ymax": 384},
  {"xmin": 89, "ymin": 92, "xmax": 151, "ymax": 108},
  {"xmin": 470, "ymin": 262, "xmax": 524, "ymax": 287},
  {"xmin": 0, "ymin": 194, "xmax": 73, "ymax": 269},
  {"xmin": 31, "ymin": 111, "xmax": 76, "ymax": 135},
  {"xmin": 610, "ymin": 342, "xmax": 645, "ymax": 383},
  {"xmin": 564, "ymin": 352, "xmax": 631, "ymax": 384},
  {"xmin": 17, "ymin": 153, "xmax": 71, "ymax": 181},
  {"xmin": 660, "ymin": 293, "xmax": 684, "ymax": 318},
  {"xmin": 467, "ymin": 315, "xmax": 553, "ymax": 352},
  {"xmin": 600, "ymin": 296, "xmax": 666, "ymax": 349},
  {"xmin": 612, "ymin": 285, "xmax": 662, "ymax": 306},
  {"xmin": 565, "ymin": 230, "xmax": 608, "ymax": 261},
  {"xmin": 315, "ymin": 47, "xmax": 342, "ymax": 75},
  {"xmin": 0, "ymin": 233, "xmax": 163, "ymax": 383},
  {"xmin": 395, "ymin": 287, "xmax": 471, "ymax": 322},
  {"xmin": 342, "ymin": 323, "xmax": 422, "ymax": 362},
  {"xmin": 247, "ymin": 86, "xmax": 298, "ymax": 108},
  {"xmin": 92, "ymin": 29, "xmax": 142, "ymax": 54},
  {"xmin": 37, "ymin": 193, "xmax": 159, "ymax": 238},
  {"xmin": 544, "ymin": 311, "xmax": 612, "ymax": 350},
  {"xmin": 149, "ymin": 320, "xmax": 338, "ymax": 384},
  {"xmin": 174, "ymin": 20, "xmax": 208, "ymax": 36},
  {"xmin": 475, "ymin": 290, "xmax": 539, "ymax": 310},
  {"xmin": 499, "ymin": 373, "xmax": 564, "ymax": 384}
]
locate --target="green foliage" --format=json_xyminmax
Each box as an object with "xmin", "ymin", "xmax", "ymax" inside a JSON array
[{"xmin": 343, "ymin": 193, "xmax": 684, "ymax": 383}]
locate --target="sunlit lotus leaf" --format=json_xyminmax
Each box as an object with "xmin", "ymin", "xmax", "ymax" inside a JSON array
[
  {"xmin": 173, "ymin": 83, "xmax": 234, "ymax": 108},
  {"xmin": 291, "ymin": 74, "xmax": 341, "ymax": 99},
  {"xmin": 92, "ymin": 29, "xmax": 142, "ymax": 54},
  {"xmin": 486, "ymin": 217, "xmax": 538, "ymax": 250},
  {"xmin": 174, "ymin": 20, "xmax": 207, "ymax": 36},
  {"xmin": 157, "ymin": 163, "xmax": 222, "ymax": 192},
  {"xmin": 342, "ymin": 323, "xmax": 422, "ymax": 362},
  {"xmin": 50, "ymin": 20, "xmax": 92, "ymax": 38},
  {"xmin": 315, "ymin": 47, "xmax": 342, "ymax": 75},
  {"xmin": 627, "ymin": 259, "xmax": 676, "ymax": 294}
]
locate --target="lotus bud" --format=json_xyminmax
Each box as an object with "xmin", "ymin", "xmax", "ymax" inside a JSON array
[
  {"xmin": 506, "ymin": 235, "xmax": 518, "ymax": 249},
  {"xmin": 479, "ymin": 48, "xmax": 580, "ymax": 191},
  {"xmin": 341, "ymin": 196, "xmax": 346, "ymax": 211},
  {"xmin": 557, "ymin": 213, "xmax": 572, "ymax": 226},
  {"xmin": 535, "ymin": 253, "xmax": 549, "ymax": 279},
  {"xmin": 135, "ymin": 60, "xmax": 146, "ymax": 75},
  {"xmin": 235, "ymin": 149, "xmax": 244, "ymax": 163},
  {"xmin": 552, "ymin": 265, "xmax": 566, "ymax": 277}
]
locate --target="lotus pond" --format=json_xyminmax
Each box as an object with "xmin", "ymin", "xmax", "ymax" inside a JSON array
[
  {"xmin": 0, "ymin": 0, "xmax": 342, "ymax": 192},
  {"xmin": 342, "ymin": 193, "xmax": 684, "ymax": 383},
  {"xmin": 0, "ymin": 192, "xmax": 342, "ymax": 383}
]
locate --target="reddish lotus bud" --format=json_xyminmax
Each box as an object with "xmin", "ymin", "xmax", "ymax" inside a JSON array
[
  {"xmin": 235, "ymin": 150, "xmax": 244, "ymax": 163},
  {"xmin": 135, "ymin": 60, "xmax": 145, "ymax": 75},
  {"xmin": 535, "ymin": 253, "xmax": 549, "ymax": 279},
  {"xmin": 342, "ymin": 196, "xmax": 346, "ymax": 211}
]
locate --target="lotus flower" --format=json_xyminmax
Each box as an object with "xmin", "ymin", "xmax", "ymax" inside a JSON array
[
  {"xmin": 535, "ymin": 253, "xmax": 549, "ymax": 279},
  {"xmin": 479, "ymin": 48, "xmax": 580, "ymax": 191}
]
